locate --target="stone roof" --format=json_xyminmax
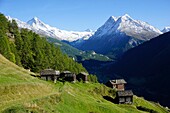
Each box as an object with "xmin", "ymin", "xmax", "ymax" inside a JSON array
[
  {"xmin": 61, "ymin": 71, "xmax": 72, "ymax": 74},
  {"xmin": 40, "ymin": 69, "xmax": 60, "ymax": 76},
  {"xmin": 65, "ymin": 73, "xmax": 76, "ymax": 77},
  {"xmin": 79, "ymin": 72, "xmax": 89, "ymax": 76},
  {"xmin": 117, "ymin": 90, "xmax": 133, "ymax": 97},
  {"xmin": 110, "ymin": 79, "xmax": 127, "ymax": 84}
]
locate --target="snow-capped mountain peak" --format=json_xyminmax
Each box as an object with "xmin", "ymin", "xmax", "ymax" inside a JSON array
[
  {"xmin": 121, "ymin": 14, "xmax": 132, "ymax": 20},
  {"xmin": 33, "ymin": 16, "xmax": 39, "ymax": 21},
  {"xmin": 110, "ymin": 16, "xmax": 118, "ymax": 22},
  {"xmin": 27, "ymin": 17, "xmax": 40, "ymax": 25},
  {"xmin": 93, "ymin": 14, "xmax": 162, "ymax": 40},
  {"xmin": 72, "ymin": 14, "xmax": 163, "ymax": 57},
  {"xmin": 6, "ymin": 16, "xmax": 94, "ymax": 42},
  {"xmin": 27, "ymin": 17, "xmax": 52, "ymax": 31},
  {"xmin": 162, "ymin": 27, "xmax": 170, "ymax": 33},
  {"xmin": 95, "ymin": 16, "xmax": 118, "ymax": 37}
]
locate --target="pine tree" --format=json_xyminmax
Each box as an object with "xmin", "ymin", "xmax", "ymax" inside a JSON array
[
  {"xmin": 0, "ymin": 30, "xmax": 15, "ymax": 63},
  {"xmin": 0, "ymin": 13, "xmax": 87, "ymax": 73},
  {"xmin": 20, "ymin": 29, "xmax": 34, "ymax": 69}
]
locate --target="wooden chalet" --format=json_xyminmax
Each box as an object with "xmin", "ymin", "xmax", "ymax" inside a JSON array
[
  {"xmin": 40, "ymin": 69, "xmax": 60, "ymax": 83},
  {"xmin": 76, "ymin": 72, "xmax": 89, "ymax": 82},
  {"xmin": 60, "ymin": 71, "xmax": 76, "ymax": 82},
  {"xmin": 116, "ymin": 90, "xmax": 133, "ymax": 104},
  {"xmin": 106, "ymin": 79, "xmax": 127, "ymax": 91}
]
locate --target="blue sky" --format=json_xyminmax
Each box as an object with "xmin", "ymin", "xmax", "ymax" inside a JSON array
[{"xmin": 0, "ymin": 0, "xmax": 170, "ymax": 31}]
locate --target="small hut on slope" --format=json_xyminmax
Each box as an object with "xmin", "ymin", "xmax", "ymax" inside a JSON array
[
  {"xmin": 106, "ymin": 79, "xmax": 127, "ymax": 91},
  {"xmin": 116, "ymin": 90, "xmax": 133, "ymax": 104},
  {"xmin": 60, "ymin": 71, "xmax": 76, "ymax": 82},
  {"xmin": 76, "ymin": 72, "xmax": 89, "ymax": 82},
  {"xmin": 40, "ymin": 69, "xmax": 60, "ymax": 83}
]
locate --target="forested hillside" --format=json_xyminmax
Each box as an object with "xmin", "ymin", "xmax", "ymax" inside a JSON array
[
  {"xmin": 0, "ymin": 13, "xmax": 86, "ymax": 73},
  {"xmin": 109, "ymin": 32, "xmax": 170, "ymax": 107}
]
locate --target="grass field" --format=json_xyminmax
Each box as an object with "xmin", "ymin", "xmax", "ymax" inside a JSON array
[
  {"xmin": 0, "ymin": 54, "xmax": 168, "ymax": 113},
  {"xmin": 0, "ymin": 54, "xmax": 56, "ymax": 111}
]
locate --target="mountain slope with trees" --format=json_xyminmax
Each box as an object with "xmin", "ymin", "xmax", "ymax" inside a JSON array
[
  {"xmin": 47, "ymin": 37, "xmax": 111, "ymax": 61},
  {"xmin": 0, "ymin": 13, "xmax": 86, "ymax": 73}
]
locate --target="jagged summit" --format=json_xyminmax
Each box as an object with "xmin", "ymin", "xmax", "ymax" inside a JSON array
[
  {"xmin": 162, "ymin": 26, "xmax": 170, "ymax": 33},
  {"xmin": 109, "ymin": 16, "xmax": 118, "ymax": 22},
  {"xmin": 94, "ymin": 14, "xmax": 162, "ymax": 40},
  {"xmin": 6, "ymin": 14, "xmax": 165, "ymax": 44},
  {"xmin": 108, "ymin": 14, "xmax": 131, "ymax": 22},
  {"xmin": 33, "ymin": 16, "xmax": 39, "ymax": 20},
  {"xmin": 123, "ymin": 13, "xmax": 130, "ymax": 17},
  {"xmin": 72, "ymin": 14, "xmax": 163, "ymax": 57},
  {"xmin": 121, "ymin": 14, "xmax": 132, "ymax": 19},
  {"xmin": 27, "ymin": 17, "xmax": 41, "ymax": 25},
  {"xmin": 27, "ymin": 17, "xmax": 51, "ymax": 31}
]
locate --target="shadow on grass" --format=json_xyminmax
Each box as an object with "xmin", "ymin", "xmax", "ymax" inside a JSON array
[
  {"xmin": 136, "ymin": 106, "xmax": 159, "ymax": 113},
  {"xmin": 103, "ymin": 96, "xmax": 117, "ymax": 104}
]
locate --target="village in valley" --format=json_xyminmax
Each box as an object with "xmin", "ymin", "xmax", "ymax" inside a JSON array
[{"xmin": 39, "ymin": 69, "xmax": 134, "ymax": 105}]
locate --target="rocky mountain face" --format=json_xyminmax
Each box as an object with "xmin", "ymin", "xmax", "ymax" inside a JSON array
[{"xmin": 71, "ymin": 14, "xmax": 162, "ymax": 58}]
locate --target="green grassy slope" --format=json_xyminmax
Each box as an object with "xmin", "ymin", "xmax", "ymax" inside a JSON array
[
  {"xmin": 0, "ymin": 54, "xmax": 168, "ymax": 113},
  {"xmin": 0, "ymin": 54, "xmax": 56, "ymax": 111},
  {"xmin": 2, "ymin": 82, "xmax": 168, "ymax": 113}
]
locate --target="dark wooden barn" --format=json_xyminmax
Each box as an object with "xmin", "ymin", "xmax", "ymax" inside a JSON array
[
  {"xmin": 116, "ymin": 90, "xmax": 133, "ymax": 104},
  {"xmin": 106, "ymin": 79, "xmax": 127, "ymax": 91},
  {"xmin": 76, "ymin": 72, "xmax": 89, "ymax": 82},
  {"xmin": 40, "ymin": 69, "xmax": 60, "ymax": 83},
  {"xmin": 60, "ymin": 71, "xmax": 76, "ymax": 82}
]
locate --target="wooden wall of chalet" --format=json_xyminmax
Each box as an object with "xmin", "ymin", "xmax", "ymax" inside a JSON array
[
  {"xmin": 63, "ymin": 75, "xmax": 76, "ymax": 82},
  {"xmin": 77, "ymin": 73, "xmax": 88, "ymax": 82},
  {"xmin": 116, "ymin": 95, "xmax": 133, "ymax": 104},
  {"xmin": 116, "ymin": 84, "xmax": 125, "ymax": 91}
]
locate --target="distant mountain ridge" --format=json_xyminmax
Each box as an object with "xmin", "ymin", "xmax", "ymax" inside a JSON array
[
  {"xmin": 162, "ymin": 26, "xmax": 170, "ymax": 33},
  {"xmin": 6, "ymin": 14, "xmax": 168, "ymax": 59},
  {"xmin": 5, "ymin": 16, "xmax": 110, "ymax": 62},
  {"xmin": 71, "ymin": 14, "xmax": 162, "ymax": 58},
  {"xmin": 6, "ymin": 16, "xmax": 93, "ymax": 42},
  {"xmin": 90, "ymin": 14, "xmax": 161, "ymax": 40}
]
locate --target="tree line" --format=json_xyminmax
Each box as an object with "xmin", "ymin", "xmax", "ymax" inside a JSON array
[{"xmin": 0, "ymin": 13, "xmax": 87, "ymax": 74}]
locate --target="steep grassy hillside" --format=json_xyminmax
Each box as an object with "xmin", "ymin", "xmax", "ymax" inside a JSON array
[
  {"xmin": 0, "ymin": 54, "xmax": 56, "ymax": 111},
  {"xmin": 2, "ymin": 82, "xmax": 168, "ymax": 113},
  {"xmin": 0, "ymin": 54, "xmax": 168, "ymax": 113}
]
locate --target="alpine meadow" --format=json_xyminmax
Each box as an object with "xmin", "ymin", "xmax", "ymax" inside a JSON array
[{"xmin": 1, "ymin": 0, "xmax": 170, "ymax": 112}]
